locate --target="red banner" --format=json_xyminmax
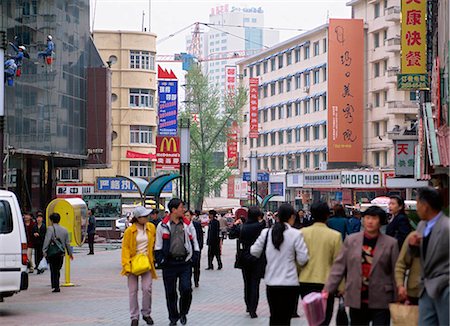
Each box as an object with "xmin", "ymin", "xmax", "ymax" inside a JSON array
[
  {"xmin": 227, "ymin": 121, "xmax": 239, "ymax": 168},
  {"xmin": 227, "ymin": 176, "xmax": 235, "ymax": 199},
  {"xmin": 126, "ymin": 150, "xmax": 156, "ymax": 160},
  {"xmin": 156, "ymin": 136, "xmax": 180, "ymax": 170},
  {"xmin": 249, "ymin": 78, "xmax": 259, "ymax": 138}
]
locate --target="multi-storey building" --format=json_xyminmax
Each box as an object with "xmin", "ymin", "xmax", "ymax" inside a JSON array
[{"xmin": 82, "ymin": 31, "xmax": 158, "ymax": 191}]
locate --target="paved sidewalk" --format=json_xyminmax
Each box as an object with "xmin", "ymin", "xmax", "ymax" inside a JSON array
[{"xmin": 0, "ymin": 237, "xmax": 310, "ymax": 326}]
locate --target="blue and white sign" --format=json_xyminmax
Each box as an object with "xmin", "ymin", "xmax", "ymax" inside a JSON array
[
  {"xmin": 158, "ymin": 80, "xmax": 178, "ymax": 136},
  {"xmin": 242, "ymin": 172, "xmax": 270, "ymax": 182},
  {"xmin": 97, "ymin": 177, "xmax": 172, "ymax": 193},
  {"xmin": 270, "ymin": 182, "xmax": 284, "ymax": 196}
]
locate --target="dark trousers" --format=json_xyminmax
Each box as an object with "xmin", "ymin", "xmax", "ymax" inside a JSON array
[
  {"xmin": 349, "ymin": 304, "xmax": 390, "ymax": 326},
  {"xmin": 88, "ymin": 233, "xmax": 95, "ymax": 254},
  {"xmin": 48, "ymin": 255, "xmax": 64, "ymax": 289},
  {"xmin": 207, "ymin": 246, "xmax": 222, "ymax": 269},
  {"xmin": 34, "ymin": 244, "xmax": 43, "ymax": 269},
  {"xmin": 242, "ymin": 267, "xmax": 261, "ymax": 314},
  {"xmin": 162, "ymin": 262, "xmax": 193, "ymax": 323},
  {"xmin": 299, "ymin": 282, "xmax": 334, "ymax": 326},
  {"xmin": 193, "ymin": 250, "xmax": 201, "ymax": 285},
  {"xmin": 266, "ymin": 285, "xmax": 299, "ymax": 326}
]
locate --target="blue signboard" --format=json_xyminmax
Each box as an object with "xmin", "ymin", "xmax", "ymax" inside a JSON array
[
  {"xmin": 158, "ymin": 80, "xmax": 178, "ymax": 136},
  {"xmin": 270, "ymin": 182, "xmax": 284, "ymax": 196},
  {"xmin": 242, "ymin": 172, "xmax": 270, "ymax": 182},
  {"xmin": 97, "ymin": 177, "xmax": 172, "ymax": 193}
]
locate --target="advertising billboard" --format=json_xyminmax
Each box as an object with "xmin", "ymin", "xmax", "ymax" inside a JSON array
[
  {"xmin": 158, "ymin": 66, "xmax": 178, "ymax": 136},
  {"xmin": 156, "ymin": 136, "xmax": 181, "ymax": 170},
  {"xmin": 249, "ymin": 78, "xmax": 259, "ymax": 138}
]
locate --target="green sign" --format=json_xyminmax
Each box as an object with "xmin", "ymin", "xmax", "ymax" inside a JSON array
[{"xmin": 397, "ymin": 74, "xmax": 429, "ymax": 90}]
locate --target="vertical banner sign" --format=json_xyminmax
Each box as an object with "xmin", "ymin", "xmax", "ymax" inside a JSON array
[
  {"xmin": 398, "ymin": 0, "xmax": 428, "ymax": 90},
  {"xmin": 227, "ymin": 121, "xmax": 239, "ymax": 168},
  {"xmin": 394, "ymin": 141, "xmax": 417, "ymax": 176},
  {"xmin": 156, "ymin": 136, "xmax": 180, "ymax": 170},
  {"xmin": 249, "ymin": 78, "xmax": 259, "ymax": 138},
  {"xmin": 227, "ymin": 176, "xmax": 235, "ymax": 199},
  {"xmin": 225, "ymin": 65, "xmax": 237, "ymax": 95},
  {"xmin": 158, "ymin": 66, "xmax": 178, "ymax": 136},
  {"xmin": 327, "ymin": 19, "xmax": 364, "ymax": 163}
]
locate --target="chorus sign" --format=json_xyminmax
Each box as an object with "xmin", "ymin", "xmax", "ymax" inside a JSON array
[
  {"xmin": 156, "ymin": 136, "xmax": 180, "ymax": 170},
  {"xmin": 249, "ymin": 78, "xmax": 259, "ymax": 138},
  {"xmin": 327, "ymin": 19, "xmax": 364, "ymax": 163},
  {"xmin": 398, "ymin": 0, "xmax": 428, "ymax": 90}
]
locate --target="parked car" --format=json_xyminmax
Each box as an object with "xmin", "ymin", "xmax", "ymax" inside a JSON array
[
  {"xmin": 0, "ymin": 190, "xmax": 28, "ymax": 302},
  {"xmin": 115, "ymin": 217, "xmax": 128, "ymax": 232}
]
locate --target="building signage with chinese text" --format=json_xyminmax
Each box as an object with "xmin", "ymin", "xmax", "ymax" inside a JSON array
[
  {"xmin": 242, "ymin": 172, "xmax": 270, "ymax": 182},
  {"xmin": 56, "ymin": 183, "xmax": 94, "ymax": 198},
  {"xmin": 158, "ymin": 66, "xmax": 178, "ymax": 136},
  {"xmin": 227, "ymin": 176, "xmax": 235, "ymax": 198},
  {"xmin": 227, "ymin": 121, "xmax": 239, "ymax": 168},
  {"xmin": 327, "ymin": 19, "xmax": 364, "ymax": 163},
  {"xmin": 286, "ymin": 173, "xmax": 304, "ymax": 188},
  {"xmin": 303, "ymin": 172, "xmax": 341, "ymax": 188},
  {"xmin": 270, "ymin": 182, "xmax": 284, "ymax": 196},
  {"xmin": 97, "ymin": 177, "xmax": 172, "ymax": 193},
  {"xmin": 399, "ymin": 0, "xmax": 428, "ymax": 90},
  {"xmin": 249, "ymin": 78, "xmax": 259, "ymax": 138},
  {"xmin": 225, "ymin": 65, "xmax": 237, "ymax": 95},
  {"xmin": 341, "ymin": 171, "xmax": 381, "ymax": 188},
  {"xmin": 394, "ymin": 141, "xmax": 417, "ymax": 176},
  {"xmin": 156, "ymin": 136, "xmax": 180, "ymax": 170}
]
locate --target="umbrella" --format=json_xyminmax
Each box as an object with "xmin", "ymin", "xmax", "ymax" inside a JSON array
[{"xmin": 370, "ymin": 196, "xmax": 391, "ymax": 205}]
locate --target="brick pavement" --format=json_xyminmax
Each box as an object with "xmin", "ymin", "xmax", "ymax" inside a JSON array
[{"xmin": 0, "ymin": 237, "xmax": 311, "ymax": 326}]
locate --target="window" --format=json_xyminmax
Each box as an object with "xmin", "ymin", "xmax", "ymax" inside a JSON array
[
  {"xmin": 323, "ymin": 125, "xmax": 327, "ymax": 139},
  {"xmin": 256, "ymin": 64, "xmax": 261, "ymax": 76},
  {"xmin": 313, "ymin": 41, "xmax": 320, "ymax": 56},
  {"xmin": 287, "ymin": 104, "xmax": 292, "ymax": 117},
  {"xmin": 374, "ymin": 2, "xmax": 380, "ymax": 18},
  {"xmin": 130, "ymin": 50, "xmax": 154, "ymax": 70},
  {"xmin": 271, "ymin": 107, "xmax": 276, "ymax": 120},
  {"xmin": 313, "ymin": 126, "xmax": 320, "ymax": 140},
  {"xmin": 304, "ymin": 100, "xmax": 310, "ymax": 114},
  {"xmin": 278, "ymin": 55, "xmax": 284, "ymax": 69},
  {"xmin": 384, "ymin": 90, "xmax": 388, "ymax": 103},
  {"xmin": 271, "ymin": 157, "xmax": 276, "ymax": 169},
  {"xmin": 313, "ymin": 70, "xmax": 320, "ymax": 84},
  {"xmin": 278, "ymin": 106, "xmax": 285, "ymax": 119},
  {"xmin": 374, "ymin": 32, "xmax": 380, "ymax": 48},
  {"xmin": 130, "ymin": 161, "xmax": 151, "ymax": 178},
  {"xmin": 278, "ymin": 131, "xmax": 284, "ymax": 144},
  {"xmin": 410, "ymin": 91, "xmax": 417, "ymax": 101},
  {"xmin": 295, "ymin": 102, "xmax": 301, "ymax": 116},
  {"xmin": 323, "ymin": 67, "xmax": 327, "ymax": 81},
  {"xmin": 250, "ymin": 138, "xmax": 254, "ymax": 148},
  {"xmin": 295, "ymin": 48, "xmax": 301, "ymax": 62},
  {"xmin": 304, "ymin": 73, "xmax": 310, "ymax": 87},
  {"xmin": 263, "ymin": 158, "xmax": 268, "ymax": 169},
  {"xmin": 264, "ymin": 134, "xmax": 268, "ymax": 146},
  {"xmin": 130, "ymin": 125, "xmax": 153, "ymax": 144},
  {"xmin": 384, "ymin": 0, "xmax": 388, "ymax": 9},
  {"xmin": 323, "ymin": 95, "xmax": 327, "ymax": 110},
  {"xmin": 304, "ymin": 153, "xmax": 310, "ymax": 168},
  {"xmin": 243, "ymin": 137, "xmax": 247, "ymax": 145},
  {"xmin": 374, "ymin": 62, "xmax": 380, "ymax": 77},
  {"xmin": 278, "ymin": 156, "xmax": 284, "ymax": 170},
  {"xmin": 383, "ymin": 59, "xmax": 388, "ymax": 74},
  {"xmin": 374, "ymin": 92, "xmax": 380, "ymax": 107},
  {"xmin": 314, "ymin": 98, "xmax": 320, "ymax": 111},
  {"xmin": 286, "ymin": 78, "xmax": 292, "ymax": 92},
  {"xmin": 287, "ymin": 52, "xmax": 292, "ymax": 65},
  {"xmin": 323, "ymin": 38, "xmax": 327, "ymax": 53},
  {"xmin": 304, "ymin": 127, "xmax": 310, "ymax": 141},
  {"xmin": 263, "ymin": 61, "xmax": 268, "ymax": 73},
  {"xmin": 256, "ymin": 136, "xmax": 261, "ymax": 147},
  {"xmin": 278, "ymin": 80, "xmax": 284, "ymax": 94},
  {"xmin": 270, "ymin": 83, "xmax": 276, "ymax": 96},
  {"xmin": 59, "ymin": 168, "xmax": 80, "ymax": 181},
  {"xmin": 258, "ymin": 111, "xmax": 261, "ymax": 123},
  {"xmin": 0, "ymin": 201, "xmax": 13, "ymax": 234},
  {"xmin": 271, "ymin": 132, "xmax": 276, "ymax": 145},
  {"xmin": 295, "ymin": 75, "xmax": 301, "ymax": 89},
  {"xmin": 295, "ymin": 128, "xmax": 301, "ymax": 142},
  {"xmin": 313, "ymin": 153, "xmax": 320, "ymax": 168},
  {"xmin": 383, "ymin": 29, "xmax": 388, "ymax": 43},
  {"xmin": 130, "ymin": 89, "xmax": 154, "ymax": 108},
  {"xmin": 374, "ymin": 152, "xmax": 381, "ymax": 167},
  {"xmin": 374, "ymin": 121, "xmax": 380, "ymax": 136},
  {"xmin": 263, "ymin": 85, "xmax": 268, "ymax": 98},
  {"xmin": 249, "ymin": 67, "xmax": 254, "ymax": 78},
  {"xmin": 263, "ymin": 110, "xmax": 268, "ymax": 122},
  {"xmin": 304, "ymin": 46, "xmax": 310, "ymax": 59},
  {"xmin": 383, "ymin": 150, "xmax": 388, "ymax": 166},
  {"xmin": 271, "ymin": 58, "xmax": 276, "ymax": 71},
  {"xmin": 287, "ymin": 130, "xmax": 292, "ymax": 143}
]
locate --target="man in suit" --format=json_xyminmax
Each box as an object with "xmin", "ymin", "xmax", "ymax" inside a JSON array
[
  {"xmin": 409, "ymin": 187, "xmax": 449, "ymax": 326},
  {"xmin": 324, "ymin": 206, "xmax": 399, "ymax": 325},
  {"xmin": 206, "ymin": 210, "xmax": 222, "ymax": 270},
  {"xmin": 185, "ymin": 210, "xmax": 204, "ymax": 287}
]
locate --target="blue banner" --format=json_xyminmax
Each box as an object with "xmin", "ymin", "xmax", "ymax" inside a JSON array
[
  {"xmin": 97, "ymin": 177, "xmax": 172, "ymax": 193},
  {"xmin": 158, "ymin": 80, "xmax": 178, "ymax": 136},
  {"xmin": 242, "ymin": 172, "xmax": 270, "ymax": 182},
  {"xmin": 270, "ymin": 182, "xmax": 284, "ymax": 196}
]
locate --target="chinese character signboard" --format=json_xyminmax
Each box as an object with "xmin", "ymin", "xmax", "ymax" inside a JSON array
[
  {"xmin": 97, "ymin": 177, "xmax": 172, "ymax": 193},
  {"xmin": 242, "ymin": 172, "xmax": 270, "ymax": 182},
  {"xmin": 398, "ymin": 0, "xmax": 428, "ymax": 90},
  {"xmin": 327, "ymin": 19, "xmax": 364, "ymax": 163},
  {"xmin": 227, "ymin": 121, "xmax": 239, "ymax": 168},
  {"xmin": 158, "ymin": 66, "xmax": 178, "ymax": 136},
  {"xmin": 156, "ymin": 136, "xmax": 181, "ymax": 170},
  {"xmin": 56, "ymin": 183, "xmax": 94, "ymax": 198},
  {"xmin": 249, "ymin": 78, "xmax": 259, "ymax": 138},
  {"xmin": 394, "ymin": 140, "xmax": 417, "ymax": 176},
  {"xmin": 227, "ymin": 176, "xmax": 235, "ymax": 198},
  {"xmin": 225, "ymin": 65, "xmax": 237, "ymax": 94}
]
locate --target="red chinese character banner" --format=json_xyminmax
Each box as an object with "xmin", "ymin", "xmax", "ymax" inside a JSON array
[
  {"xmin": 249, "ymin": 78, "xmax": 259, "ymax": 138},
  {"xmin": 156, "ymin": 136, "xmax": 180, "ymax": 170},
  {"xmin": 227, "ymin": 121, "xmax": 239, "ymax": 168},
  {"xmin": 327, "ymin": 19, "xmax": 364, "ymax": 163},
  {"xmin": 225, "ymin": 65, "xmax": 237, "ymax": 94}
]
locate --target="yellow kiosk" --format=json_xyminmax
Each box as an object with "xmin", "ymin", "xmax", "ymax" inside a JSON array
[{"xmin": 46, "ymin": 198, "xmax": 87, "ymax": 287}]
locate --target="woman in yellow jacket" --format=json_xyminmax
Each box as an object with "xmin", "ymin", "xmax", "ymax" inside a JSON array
[{"xmin": 122, "ymin": 206, "xmax": 158, "ymax": 326}]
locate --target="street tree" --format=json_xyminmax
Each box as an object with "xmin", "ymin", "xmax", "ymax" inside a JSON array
[{"xmin": 181, "ymin": 65, "xmax": 247, "ymax": 210}]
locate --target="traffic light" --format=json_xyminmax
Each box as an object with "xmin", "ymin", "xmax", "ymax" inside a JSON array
[{"xmin": 0, "ymin": 31, "xmax": 6, "ymax": 50}]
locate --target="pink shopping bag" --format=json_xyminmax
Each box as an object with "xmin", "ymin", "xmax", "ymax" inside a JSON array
[{"xmin": 302, "ymin": 292, "xmax": 327, "ymax": 326}]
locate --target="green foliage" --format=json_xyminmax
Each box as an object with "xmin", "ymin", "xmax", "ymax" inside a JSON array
[{"xmin": 180, "ymin": 65, "xmax": 247, "ymax": 210}]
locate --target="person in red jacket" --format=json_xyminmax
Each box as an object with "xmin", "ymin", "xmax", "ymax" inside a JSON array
[{"xmin": 23, "ymin": 212, "xmax": 36, "ymax": 273}]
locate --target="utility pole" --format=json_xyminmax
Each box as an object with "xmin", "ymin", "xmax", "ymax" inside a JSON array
[{"xmin": 0, "ymin": 31, "xmax": 7, "ymax": 188}]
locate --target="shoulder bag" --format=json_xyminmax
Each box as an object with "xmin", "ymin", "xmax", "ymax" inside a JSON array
[
  {"xmin": 131, "ymin": 253, "xmax": 151, "ymax": 275},
  {"xmin": 47, "ymin": 226, "xmax": 65, "ymax": 258}
]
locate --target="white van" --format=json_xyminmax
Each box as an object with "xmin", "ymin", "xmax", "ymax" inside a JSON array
[{"xmin": 0, "ymin": 190, "xmax": 28, "ymax": 302}]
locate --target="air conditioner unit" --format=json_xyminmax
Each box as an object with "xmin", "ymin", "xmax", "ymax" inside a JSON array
[{"xmin": 303, "ymin": 86, "xmax": 310, "ymax": 93}]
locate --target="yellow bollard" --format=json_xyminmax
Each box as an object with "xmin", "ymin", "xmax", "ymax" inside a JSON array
[{"xmin": 61, "ymin": 253, "xmax": 74, "ymax": 287}]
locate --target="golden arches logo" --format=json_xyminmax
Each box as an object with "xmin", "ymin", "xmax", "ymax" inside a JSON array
[{"xmin": 160, "ymin": 137, "xmax": 178, "ymax": 152}]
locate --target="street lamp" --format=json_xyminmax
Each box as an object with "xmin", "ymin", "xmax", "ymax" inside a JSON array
[{"xmin": 180, "ymin": 118, "xmax": 191, "ymax": 209}]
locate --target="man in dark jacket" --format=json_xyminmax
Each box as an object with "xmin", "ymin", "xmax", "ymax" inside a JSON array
[
  {"xmin": 87, "ymin": 209, "xmax": 96, "ymax": 255},
  {"xmin": 206, "ymin": 210, "xmax": 222, "ymax": 270},
  {"xmin": 185, "ymin": 210, "xmax": 204, "ymax": 287},
  {"xmin": 149, "ymin": 209, "xmax": 161, "ymax": 227}
]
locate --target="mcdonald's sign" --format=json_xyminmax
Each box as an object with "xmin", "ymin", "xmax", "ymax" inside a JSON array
[{"xmin": 156, "ymin": 136, "xmax": 181, "ymax": 170}]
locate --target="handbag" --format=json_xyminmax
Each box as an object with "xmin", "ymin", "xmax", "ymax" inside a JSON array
[
  {"xmin": 37, "ymin": 258, "xmax": 48, "ymax": 272},
  {"xmin": 234, "ymin": 239, "xmax": 258, "ymax": 269},
  {"xmin": 131, "ymin": 253, "xmax": 151, "ymax": 276},
  {"xmin": 302, "ymin": 292, "xmax": 327, "ymax": 326},
  {"xmin": 389, "ymin": 303, "xmax": 419, "ymax": 326},
  {"xmin": 47, "ymin": 226, "xmax": 65, "ymax": 258},
  {"xmin": 336, "ymin": 296, "xmax": 349, "ymax": 326}
]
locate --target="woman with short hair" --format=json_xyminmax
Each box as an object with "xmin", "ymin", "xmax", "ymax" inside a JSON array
[{"xmin": 387, "ymin": 195, "xmax": 412, "ymax": 248}]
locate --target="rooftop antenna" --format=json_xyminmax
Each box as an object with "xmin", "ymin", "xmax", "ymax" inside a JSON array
[
  {"xmin": 148, "ymin": 0, "xmax": 152, "ymax": 32},
  {"xmin": 141, "ymin": 10, "xmax": 145, "ymax": 32},
  {"xmin": 326, "ymin": 10, "xmax": 330, "ymax": 22}
]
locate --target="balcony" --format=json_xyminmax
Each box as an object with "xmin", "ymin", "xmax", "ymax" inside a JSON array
[
  {"xmin": 385, "ymin": 6, "xmax": 401, "ymax": 22},
  {"xmin": 386, "ymin": 66, "xmax": 400, "ymax": 83},
  {"xmin": 387, "ymin": 100, "xmax": 418, "ymax": 115},
  {"xmin": 385, "ymin": 37, "xmax": 401, "ymax": 52}
]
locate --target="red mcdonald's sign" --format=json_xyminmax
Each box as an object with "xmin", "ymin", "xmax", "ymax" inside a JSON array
[{"xmin": 156, "ymin": 136, "xmax": 181, "ymax": 170}]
